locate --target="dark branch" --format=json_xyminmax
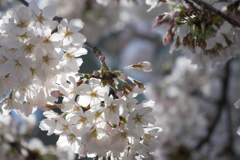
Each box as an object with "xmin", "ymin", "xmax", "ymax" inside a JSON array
[
  {"xmin": 53, "ymin": 16, "xmax": 63, "ymax": 23},
  {"xmin": 194, "ymin": 100, "xmax": 223, "ymax": 150},
  {"xmin": 225, "ymin": 62, "xmax": 237, "ymax": 159},
  {"xmin": 184, "ymin": 0, "xmax": 201, "ymax": 12},
  {"xmin": 190, "ymin": 0, "xmax": 240, "ymax": 28},
  {"xmin": 195, "ymin": 60, "xmax": 232, "ymax": 150},
  {"xmin": 84, "ymin": 41, "xmax": 110, "ymax": 71},
  {"xmin": 18, "ymin": 0, "xmax": 29, "ymax": 6}
]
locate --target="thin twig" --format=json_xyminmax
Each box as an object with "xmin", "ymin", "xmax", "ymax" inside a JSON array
[
  {"xmin": 84, "ymin": 41, "xmax": 109, "ymax": 71},
  {"xmin": 190, "ymin": 0, "xmax": 240, "ymax": 28}
]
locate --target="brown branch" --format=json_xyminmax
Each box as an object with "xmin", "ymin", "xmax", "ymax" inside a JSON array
[{"xmin": 190, "ymin": 0, "xmax": 240, "ymax": 28}]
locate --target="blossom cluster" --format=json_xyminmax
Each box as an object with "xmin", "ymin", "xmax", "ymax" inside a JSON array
[
  {"xmin": 3, "ymin": 0, "xmax": 240, "ymax": 159},
  {"xmin": 27, "ymin": 0, "xmax": 240, "ymax": 159},
  {"xmin": 152, "ymin": 0, "xmax": 240, "ymax": 67},
  {"xmin": 0, "ymin": 1, "xmax": 87, "ymax": 116},
  {"xmin": 40, "ymin": 65, "xmax": 161, "ymax": 159},
  {"xmin": 0, "ymin": 1, "xmax": 160, "ymax": 159}
]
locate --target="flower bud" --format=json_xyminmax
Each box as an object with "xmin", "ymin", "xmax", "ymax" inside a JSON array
[
  {"xmin": 120, "ymin": 72, "xmax": 128, "ymax": 80},
  {"xmin": 92, "ymin": 70, "xmax": 100, "ymax": 77},
  {"xmin": 156, "ymin": 14, "xmax": 165, "ymax": 21},
  {"xmin": 172, "ymin": 11, "xmax": 180, "ymax": 18},
  {"xmin": 153, "ymin": 13, "xmax": 170, "ymax": 28},
  {"xmin": 137, "ymin": 61, "xmax": 152, "ymax": 72},
  {"xmin": 50, "ymin": 90, "xmax": 63, "ymax": 98},
  {"xmin": 163, "ymin": 31, "xmax": 173, "ymax": 45},
  {"xmin": 99, "ymin": 55, "xmax": 105, "ymax": 62},
  {"xmin": 116, "ymin": 90, "xmax": 123, "ymax": 98}
]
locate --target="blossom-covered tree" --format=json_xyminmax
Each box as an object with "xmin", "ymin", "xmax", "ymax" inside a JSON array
[{"xmin": 0, "ymin": 0, "xmax": 240, "ymax": 160}]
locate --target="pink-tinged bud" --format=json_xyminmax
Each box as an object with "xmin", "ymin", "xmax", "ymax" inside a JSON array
[
  {"xmin": 120, "ymin": 72, "xmax": 128, "ymax": 80},
  {"xmin": 163, "ymin": 31, "xmax": 173, "ymax": 45},
  {"xmin": 169, "ymin": 22, "xmax": 176, "ymax": 26},
  {"xmin": 156, "ymin": 14, "xmax": 165, "ymax": 21},
  {"xmin": 137, "ymin": 61, "xmax": 152, "ymax": 72},
  {"xmin": 153, "ymin": 13, "xmax": 171, "ymax": 28},
  {"xmin": 92, "ymin": 70, "xmax": 100, "ymax": 77},
  {"xmin": 152, "ymin": 21, "xmax": 163, "ymax": 28},
  {"xmin": 116, "ymin": 90, "xmax": 123, "ymax": 98},
  {"xmin": 172, "ymin": 11, "xmax": 180, "ymax": 18},
  {"xmin": 99, "ymin": 55, "xmax": 105, "ymax": 62},
  {"xmin": 50, "ymin": 90, "xmax": 63, "ymax": 98},
  {"xmin": 133, "ymin": 80, "xmax": 145, "ymax": 89}
]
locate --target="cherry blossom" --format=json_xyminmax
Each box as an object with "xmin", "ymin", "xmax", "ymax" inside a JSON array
[
  {"xmin": 51, "ymin": 18, "xmax": 86, "ymax": 48},
  {"xmin": 77, "ymin": 78, "xmax": 109, "ymax": 108},
  {"xmin": 0, "ymin": 0, "xmax": 87, "ymax": 117},
  {"xmin": 5, "ymin": 0, "xmax": 240, "ymax": 160}
]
